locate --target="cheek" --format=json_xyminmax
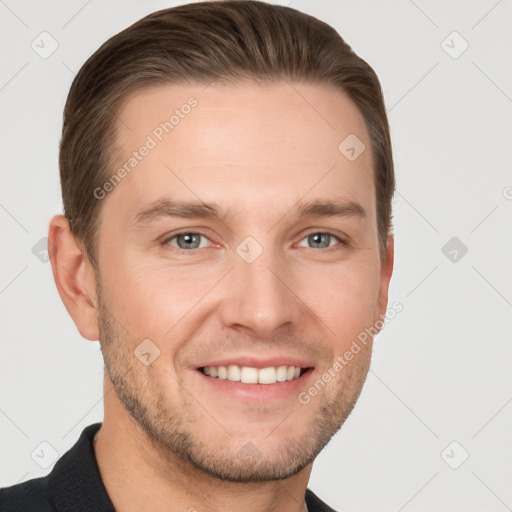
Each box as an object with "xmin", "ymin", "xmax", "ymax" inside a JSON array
[
  {"xmin": 297, "ymin": 261, "xmax": 380, "ymax": 342},
  {"xmin": 101, "ymin": 259, "xmax": 219, "ymax": 339}
]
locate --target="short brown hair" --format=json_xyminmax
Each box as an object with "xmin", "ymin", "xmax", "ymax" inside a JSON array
[{"xmin": 60, "ymin": 0, "xmax": 394, "ymax": 266}]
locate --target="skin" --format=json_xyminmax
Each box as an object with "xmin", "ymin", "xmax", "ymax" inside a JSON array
[{"xmin": 49, "ymin": 81, "xmax": 394, "ymax": 512}]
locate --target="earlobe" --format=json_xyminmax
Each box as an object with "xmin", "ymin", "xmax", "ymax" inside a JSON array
[
  {"xmin": 48, "ymin": 215, "xmax": 100, "ymax": 341},
  {"xmin": 375, "ymin": 235, "xmax": 394, "ymax": 326}
]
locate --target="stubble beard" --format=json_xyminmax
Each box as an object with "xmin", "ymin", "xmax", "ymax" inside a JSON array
[{"xmin": 95, "ymin": 285, "xmax": 371, "ymax": 483}]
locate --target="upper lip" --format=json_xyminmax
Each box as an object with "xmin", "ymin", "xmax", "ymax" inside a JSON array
[{"xmin": 194, "ymin": 356, "xmax": 314, "ymax": 370}]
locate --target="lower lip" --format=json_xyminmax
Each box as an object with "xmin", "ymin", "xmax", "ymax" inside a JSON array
[{"xmin": 195, "ymin": 368, "xmax": 314, "ymax": 403}]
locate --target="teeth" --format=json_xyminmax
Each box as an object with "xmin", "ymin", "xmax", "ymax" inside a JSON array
[
  {"xmin": 276, "ymin": 365, "xmax": 288, "ymax": 382},
  {"xmin": 241, "ymin": 366, "xmax": 258, "ymax": 384},
  {"xmin": 202, "ymin": 365, "xmax": 304, "ymax": 384},
  {"xmin": 258, "ymin": 367, "xmax": 276, "ymax": 384},
  {"xmin": 228, "ymin": 365, "xmax": 241, "ymax": 382}
]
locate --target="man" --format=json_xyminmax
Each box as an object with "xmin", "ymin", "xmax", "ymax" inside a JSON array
[{"xmin": 1, "ymin": 1, "xmax": 394, "ymax": 511}]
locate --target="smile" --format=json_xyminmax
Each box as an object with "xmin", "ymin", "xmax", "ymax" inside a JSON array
[{"xmin": 200, "ymin": 365, "xmax": 307, "ymax": 384}]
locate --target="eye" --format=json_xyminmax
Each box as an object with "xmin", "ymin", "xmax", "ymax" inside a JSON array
[
  {"xmin": 161, "ymin": 231, "xmax": 347, "ymax": 253},
  {"xmin": 297, "ymin": 232, "xmax": 346, "ymax": 250},
  {"xmin": 163, "ymin": 232, "xmax": 211, "ymax": 251}
]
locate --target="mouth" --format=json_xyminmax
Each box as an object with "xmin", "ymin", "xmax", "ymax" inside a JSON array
[
  {"xmin": 193, "ymin": 357, "xmax": 315, "ymax": 402},
  {"xmin": 198, "ymin": 365, "xmax": 313, "ymax": 384}
]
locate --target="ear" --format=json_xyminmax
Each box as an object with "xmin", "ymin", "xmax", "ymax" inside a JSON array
[
  {"xmin": 374, "ymin": 235, "xmax": 394, "ymax": 325},
  {"xmin": 48, "ymin": 215, "xmax": 100, "ymax": 341}
]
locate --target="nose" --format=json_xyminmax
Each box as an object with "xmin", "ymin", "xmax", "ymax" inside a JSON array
[{"xmin": 219, "ymin": 246, "xmax": 301, "ymax": 339}]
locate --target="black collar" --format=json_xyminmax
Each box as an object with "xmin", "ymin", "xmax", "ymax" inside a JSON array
[{"xmin": 47, "ymin": 423, "xmax": 115, "ymax": 512}]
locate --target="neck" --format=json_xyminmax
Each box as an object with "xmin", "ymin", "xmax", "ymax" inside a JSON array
[{"xmin": 94, "ymin": 378, "xmax": 312, "ymax": 512}]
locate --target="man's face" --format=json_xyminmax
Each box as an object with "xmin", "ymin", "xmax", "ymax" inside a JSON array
[{"xmin": 94, "ymin": 81, "xmax": 392, "ymax": 482}]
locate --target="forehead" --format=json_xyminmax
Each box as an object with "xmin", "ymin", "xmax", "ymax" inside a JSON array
[{"xmin": 107, "ymin": 81, "xmax": 375, "ymax": 222}]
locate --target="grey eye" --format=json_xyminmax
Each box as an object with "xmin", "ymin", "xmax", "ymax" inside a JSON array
[
  {"xmin": 302, "ymin": 233, "xmax": 335, "ymax": 249},
  {"xmin": 168, "ymin": 233, "xmax": 206, "ymax": 250}
]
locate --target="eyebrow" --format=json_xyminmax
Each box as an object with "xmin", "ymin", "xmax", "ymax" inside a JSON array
[{"xmin": 134, "ymin": 197, "xmax": 367, "ymax": 224}]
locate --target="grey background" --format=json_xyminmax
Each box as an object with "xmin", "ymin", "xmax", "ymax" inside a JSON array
[{"xmin": 1, "ymin": 1, "xmax": 511, "ymax": 511}]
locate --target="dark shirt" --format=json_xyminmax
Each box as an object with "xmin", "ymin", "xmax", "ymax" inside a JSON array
[{"xmin": 0, "ymin": 423, "xmax": 337, "ymax": 511}]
